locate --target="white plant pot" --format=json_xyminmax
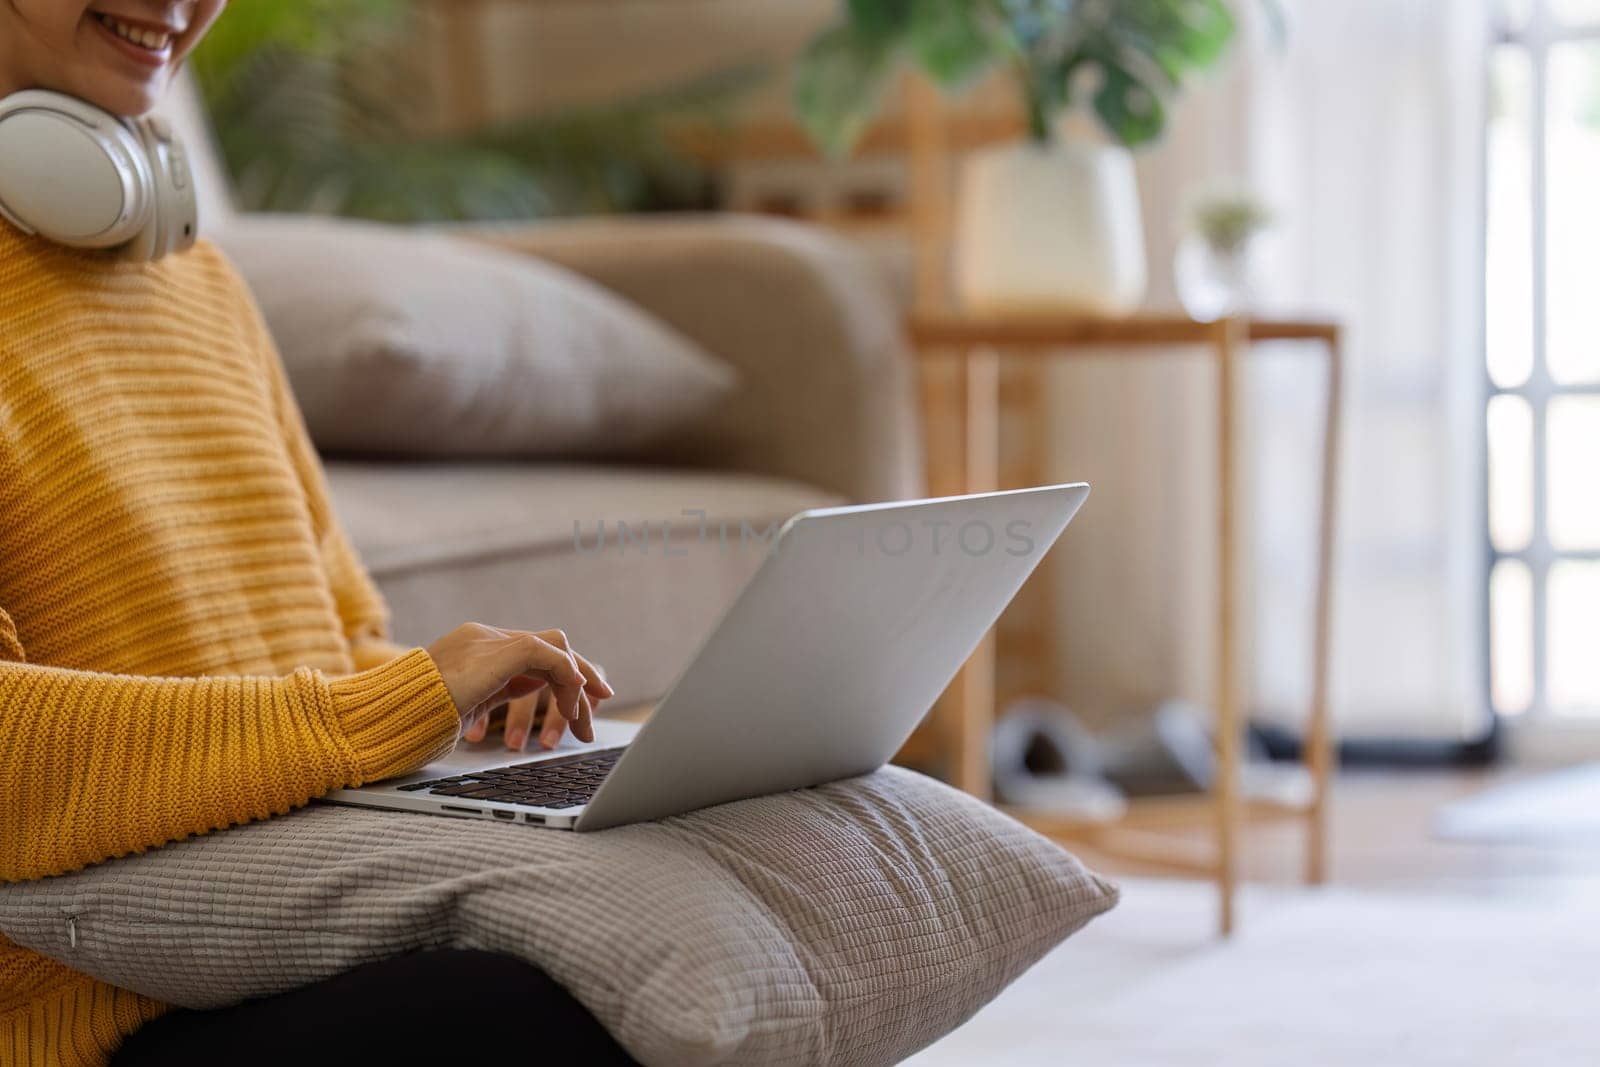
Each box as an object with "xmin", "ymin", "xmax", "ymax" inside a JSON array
[
  {"xmin": 1174, "ymin": 235, "xmax": 1254, "ymax": 322},
  {"xmin": 953, "ymin": 140, "xmax": 1147, "ymax": 317}
]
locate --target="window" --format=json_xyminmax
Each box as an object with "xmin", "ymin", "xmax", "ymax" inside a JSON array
[{"xmin": 1488, "ymin": 0, "xmax": 1600, "ymax": 718}]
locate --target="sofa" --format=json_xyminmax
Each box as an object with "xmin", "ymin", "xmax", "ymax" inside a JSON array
[{"xmin": 158, "ymin": 77, "xmax": 923, "ymax": 709}]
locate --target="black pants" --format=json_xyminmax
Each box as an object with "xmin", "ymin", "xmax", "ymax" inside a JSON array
[{"xmin": 110, "ymin": 949, "xmax": 639, "ymax": 1066}]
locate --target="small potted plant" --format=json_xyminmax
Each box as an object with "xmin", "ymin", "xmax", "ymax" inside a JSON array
[
  {"xmin": 1174, "ymin": 187, "xmax": 1274, "ymax": 321},
  {"xmin": 795, "ymin": 0, "xmax": 1252, "ymax": 316}
]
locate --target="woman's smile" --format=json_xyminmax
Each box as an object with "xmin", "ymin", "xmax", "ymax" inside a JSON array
[
  {"xmin": 0, "ymin": 0, "xmax": 220, "ymax": 116},
  {"xmin": 88, "ymin": 9, "xmax": 185, "ymax": 69}
]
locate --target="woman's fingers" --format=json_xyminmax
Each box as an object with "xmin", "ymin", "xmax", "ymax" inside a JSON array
[
  {"xmin": 537, "ymin": 689, "xmax": 594, "ymax": 749},
  {"xmin": 498, "ymin": 630, "xmax": 584, "ymax": 723},
  {"xmin": 513, "ymin": 686, "xmax": 594, "ymax": 751},
  {"xmin": 469, "ymin": 673, "xmax": 592, "ymax": 749},
  {"xmin": 569, "ymin": 648, "xmax": 614, "ymax": 702},
  {"xmin": 426, "ymin": 623, "xmax": 609, "ymax": 740},
  {"xmin": 575, "ymin": 690, "xmax": 595, "ymax": 744},
  {"xmin": 524, "ymin": 635, "xmax": 603, "ymax": 745},
  {"xmin": 538, "ymin": 693, "xmax": 569, "ymax": 749},
  {"xmin": 555, "ymin": 675, "xmax": 583, "ymax": 727},
  {"xmin": 464, "ymin": 701, "xmax": 510, "ymax": 743},
  {"xmin": 482, "ymin": 674, "xmax": 546, "ymax": 713},
  {"xmin": 525, "ymin": 630, "xmax": 611, "ymax": 714},
  {"xmin": 503, "ymin": 691, "xmax": 545, "ymax": 751},
  {"xmin": 508, "ymin": 632, "xmax": 585, "ymax": 691},
  {"xmin": 428, "ymin": 623, "xmax": 583, "ymax": 727}
]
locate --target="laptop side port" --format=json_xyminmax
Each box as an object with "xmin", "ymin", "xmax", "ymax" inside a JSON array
[
  {"xmin": 492, "ymin": 810, "xmax": 515, "ymax": 821},
  {"xmin": 524, "ymin": 813, "xmax": 544, "ymax": 825}
]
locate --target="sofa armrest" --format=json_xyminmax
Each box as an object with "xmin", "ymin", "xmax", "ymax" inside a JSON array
[{"xmin": 456, "ymin": 215, "xmax": 923, "ymax": 504}]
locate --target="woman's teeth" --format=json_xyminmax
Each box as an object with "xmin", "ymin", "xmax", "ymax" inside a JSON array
[{"xmin": 94, "ymin": 13, "xmax": 173, "ymax": 51}]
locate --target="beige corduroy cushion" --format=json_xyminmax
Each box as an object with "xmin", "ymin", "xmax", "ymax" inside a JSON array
[
  {"xmin": 216, "ymin": 217, "xmax": 735, "ymax": 459},
  {"xmin": 0, "ymin": 767, "xmax": 1116, "ymax": 1066}
]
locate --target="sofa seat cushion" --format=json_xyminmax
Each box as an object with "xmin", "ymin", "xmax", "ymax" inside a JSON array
[
  {"xmin": 326, "ymin": 462, "xmax": 840, "ymax": 706},
  {"xmin": 0, "ymin": 768, "xmax": 1117, "ymax": 1066}
]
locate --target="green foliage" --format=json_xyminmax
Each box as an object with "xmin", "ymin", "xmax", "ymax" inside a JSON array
[
  {"xmin": 1190, "ymin": 189, "xmax": 1272, "ymax": 254},
  {"xmin": 796, "ymin": 0, "xmax": 1259, "ymax": 156},
  {"xmin": 187, "ymin": 0, "xmax": 404, "ymax": 99},
  {"xmin": 794, "ymin": 24, "xmax": 899, "ymax": 166},
  {"xmin": 189, "ymin": 0, "xmax": 762, "ymax": 222},
  {"xmin": 910, "ymin": 0, "xmax": 1005, "ymax": 86}
]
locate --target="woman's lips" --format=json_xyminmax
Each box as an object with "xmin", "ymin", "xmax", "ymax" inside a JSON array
[{"xmin": 89, "ymin": 11, "xmax": 177, "ymax": 68}]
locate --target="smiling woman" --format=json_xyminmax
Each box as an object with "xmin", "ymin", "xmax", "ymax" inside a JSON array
[
  {"xmin": 0, "ymin": 0, "xmax": 639, "ymax": 1063},
  {"xmin": 0, "ymin": 0, "xmax": 224, "ymax": 115}
]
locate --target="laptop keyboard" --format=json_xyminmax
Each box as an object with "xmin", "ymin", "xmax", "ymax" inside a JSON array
[{"xmin": 395, "ymin": 747, "xmax": 626, "ymax": 809}]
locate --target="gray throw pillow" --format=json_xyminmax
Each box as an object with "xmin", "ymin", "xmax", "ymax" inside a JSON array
[
  {"xmin": 216, "ymin": 217, "xmax": 735, "ymax": 459},
  {"xmin": 0, "ymin": 767, "xmax": 1116, "ymax": 1066}
]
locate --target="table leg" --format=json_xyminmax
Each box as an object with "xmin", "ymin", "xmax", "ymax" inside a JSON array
[
  {"xmin": 947, "ymin": 347, "xmax": 1001, "ymax": 799},
  {"xmin": 431, "ymin": 0, "xmax": 489, "ymax": 127},
  {"xmin": 1305, "ymin": 331, "xmax": 1344, "ymax": 885},
  {"xmin": 905, "ymin": 75, "xmax": 953, "ymax": 312},
  {"xmin": 1213, "ymin": 320, "xmax": 1244, "ymax": 937}
]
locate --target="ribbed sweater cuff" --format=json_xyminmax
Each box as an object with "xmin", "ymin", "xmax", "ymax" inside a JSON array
[{"xmin": 328, "ymin": 648, "xmax": 459, "ymax": 784}]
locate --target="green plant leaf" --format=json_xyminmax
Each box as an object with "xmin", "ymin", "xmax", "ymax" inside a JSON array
[
  {"xmin": 1165, "ymin": 0, "xmax": 1235, "ymax": 66},
  {"xmin": 1025, "ymin": 47, "xmax": 1085, "ymax": 140},
  {"xmin": 1101, "ymin": 0, "xmax": 1234, "ymax": 83},
  {"xmin": 794, "ymin": 22, "xmax": 898, "ymax": 158},
  {"xmin": 909, "ymin": 0, "xmax": 1000, "ymax": 88},
  {"xmin": 847, "ymin": 0, "xmax": 918, "ymax": 41},
  {"xmin": 792, "ymin": 0, "xmax": 1251, "ymax": 152},
  {"xmin": 1092, "ymin": 63, "xmax": 1166, "ymax": 146},
  {"xmin": 190, "ymin": 0, "xmax": 403, "ymax": 98},
  {"xmin": 194, "ymin": 5, "xmax": 749, "ymax": 222}
]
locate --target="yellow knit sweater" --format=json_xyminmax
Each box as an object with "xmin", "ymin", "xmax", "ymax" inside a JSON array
[{"xmin": 0, "ymin": 223, "xmax": 463, "ymax": 1065}]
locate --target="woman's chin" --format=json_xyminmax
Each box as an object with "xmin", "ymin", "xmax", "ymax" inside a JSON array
[{"xmin": 74, "ymin": 74, "xmax": 169, "ymax": 118}]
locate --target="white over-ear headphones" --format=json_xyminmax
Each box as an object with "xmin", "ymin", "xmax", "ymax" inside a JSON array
[{"xmin": 0, "ymin": 89, "xmax": 197, "ymax": 262}]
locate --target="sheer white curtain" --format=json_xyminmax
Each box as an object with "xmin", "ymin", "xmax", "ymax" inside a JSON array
[
  {"xmin": 1044, "ymin": 0, "xmax": 1490, "ymax": 742},
  {"xmin": 1247, "ymin": 0, "xmax": 1490, "ymax": 740}
]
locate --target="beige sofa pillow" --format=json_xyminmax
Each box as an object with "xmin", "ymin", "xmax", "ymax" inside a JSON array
[
  {"xmin": 216, "ymin": 217, "xmax": 735, "ymax": 458},
  {"xmin": 0, "ymin": 768, "xmax": 1117, "ymax": 1065}
]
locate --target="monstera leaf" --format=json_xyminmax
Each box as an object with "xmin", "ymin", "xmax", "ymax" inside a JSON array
[
  {"xmin": 797, "ymin": 0, "xmax": 1265, "ymax": 154},
  {"xmin": 795, "ymin": 22, "xmax": 900, "ymax": 157},
  {"xmin": 910, "ymin": 0, "xmax": 1006, "ymax": 87}
]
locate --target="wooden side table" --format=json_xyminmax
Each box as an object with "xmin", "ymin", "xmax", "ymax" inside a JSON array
[{"xmin": 909, "ymin": 313, "xmax": 1343, "ymax": 936}]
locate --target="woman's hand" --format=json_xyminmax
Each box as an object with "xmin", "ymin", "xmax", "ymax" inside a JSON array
[
  {"xmin": 426, "ymin": 623, "xmax": 613, "ymax": 748},
  {"xmin": 461, "ymin": 690, "xmax": 574, "ymax": 752}
]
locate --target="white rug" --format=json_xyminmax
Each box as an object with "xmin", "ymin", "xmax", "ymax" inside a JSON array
[
  {"xmin": 1433, "ymin": 764, "xmax": 1600, "ymax": 843},
  {"xmin": 908, "ymin": 878, "xmax": 1600, "ymax": 1066}
]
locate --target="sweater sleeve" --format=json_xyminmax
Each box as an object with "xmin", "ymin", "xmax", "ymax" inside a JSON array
[
  {"xmin": 0, "ymin": 607, "xmax": 459, "ymax": 883},
  {"xmin": 239, "ymin": 272, "xmax": 405, "ymax": 664}
]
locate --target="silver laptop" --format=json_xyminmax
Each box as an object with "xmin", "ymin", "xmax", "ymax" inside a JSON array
[{"xmin": 324, "ymin": 483, "xmax": 1089, "ymax": 831}]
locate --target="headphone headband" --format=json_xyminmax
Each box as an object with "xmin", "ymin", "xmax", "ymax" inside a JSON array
[{"xmin": 0, "ymin": 90, "xmax": 197, "ymax": 262}]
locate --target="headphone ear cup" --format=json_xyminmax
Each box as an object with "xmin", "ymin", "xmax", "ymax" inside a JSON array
[
  {"xmin": 0, "ymin": 90, "xmax": 153, "ymax": 249},
  {"xmin": 125, "ymin": 115, "xmax": 197, "ymax": 262}
]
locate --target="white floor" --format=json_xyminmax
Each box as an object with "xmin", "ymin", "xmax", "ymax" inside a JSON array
[{"xmin": 908, "ymin": 877, "xmax": 1600, "ymax": 1066}]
